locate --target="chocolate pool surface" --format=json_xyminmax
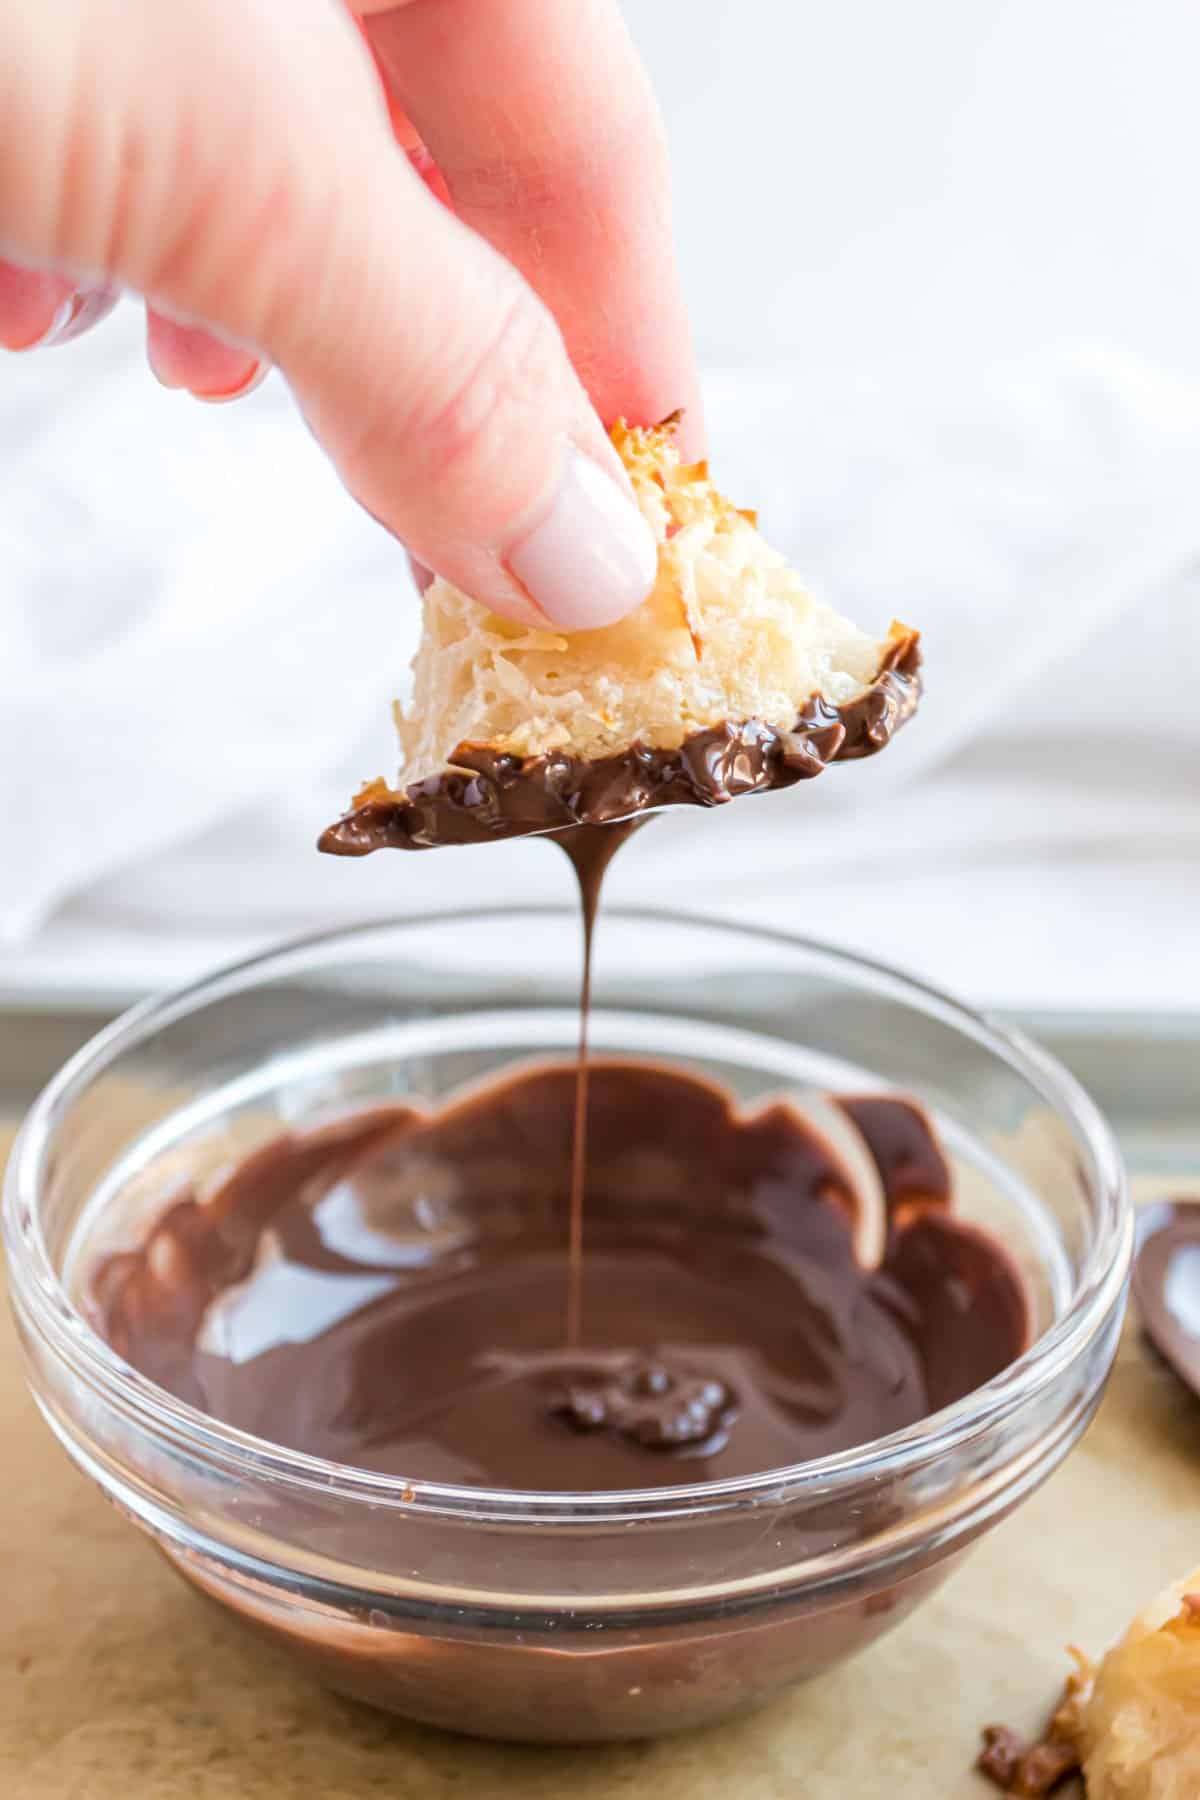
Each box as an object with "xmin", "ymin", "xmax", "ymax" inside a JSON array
[{"xmin": 90, "ymin": 1061, "xmax": 1029, "ymax": 1491}]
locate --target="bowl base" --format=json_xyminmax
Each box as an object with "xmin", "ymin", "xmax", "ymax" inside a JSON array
[{"xmin": 163, "ymin": 1540, "xmax": 961, "ymax": 1744}]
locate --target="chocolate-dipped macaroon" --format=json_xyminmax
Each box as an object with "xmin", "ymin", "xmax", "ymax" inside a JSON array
[{"xmin": 320, "ymin": 417, "xmax": 921, "ymax": 855}]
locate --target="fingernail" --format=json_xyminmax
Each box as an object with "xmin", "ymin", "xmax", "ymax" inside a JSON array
[
  {"xmin": 407, "ymin": 555, "xmax": 435, "ymax": 595},
  {"xmin": 36, "ymin": 286, "xmax": 119, "ymax": 348},
  {"xmin": 507, "ymin": 446, "xmax": 658, "ymax": 630},
  {"xmin": 190, "ymin": 361, "xmax": 268, "ymax": 404}
]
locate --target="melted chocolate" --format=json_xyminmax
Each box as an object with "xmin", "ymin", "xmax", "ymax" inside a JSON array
[
  {"xmin": 835, "ymin": 1095, "xmax": 953, "ymax": 1223},
  {"xmin": 316, "ymin": 632, "xmax": 920, "ymax": 856},
  {"xmin": 1134, "ymin": 1198, "xmax": 1200, "ymax": 1398},
  {"xmin": 554, "ymin": 819, "xmax": 645, "ymax": 1345},
  {"xmin": 553, "ymin": 1360, "xmax": 736, "ymax": 1450},
  {"xmin": 90, "ymin": 1061, "xmax": 1029, "ymax": 1491}
]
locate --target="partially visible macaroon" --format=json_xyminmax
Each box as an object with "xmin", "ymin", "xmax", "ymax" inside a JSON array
[
  {"xmin": 321, "ymin": 417, "xmax": 920, "ymax": 855},
  {"xmin": 978, "ymin": 1564, "xmax": 1200, "ymax": 1798},
  {"xmin": 1080, "ymin": 1566, "xmax": 1200, "ymax": 1799}
]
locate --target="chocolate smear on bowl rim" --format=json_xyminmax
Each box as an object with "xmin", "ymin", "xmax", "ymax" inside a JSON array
[{"xmin": 88, "ymin": 1062, "xmax": 1031, "ymax": 1490}]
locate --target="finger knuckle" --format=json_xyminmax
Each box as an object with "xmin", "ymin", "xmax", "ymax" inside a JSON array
[{"xmin": 417, "ymin": 279, "xmax": 564, "ymax": 484}]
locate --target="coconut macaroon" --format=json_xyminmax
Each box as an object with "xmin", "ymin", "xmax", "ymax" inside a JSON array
[
  {"xmin": 321, "ymin": 418, "xmax": 920, "ymax": 854},
  {"xmin": 1078, "ymin": 1567, "xmax": 1200, "ymax": 1799},
  {"xmin": 978, "ymin": 1564, "xmax": 1200, "ymax": 1797}
]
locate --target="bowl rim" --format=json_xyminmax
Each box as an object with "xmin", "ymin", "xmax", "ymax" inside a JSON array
[{"xmin": 3, "ymin": 903, "xmax": 1132, "ymax": 1524}]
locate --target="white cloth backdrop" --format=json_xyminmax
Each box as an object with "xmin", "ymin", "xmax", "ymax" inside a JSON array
[{"xmin": 1, "ymin": 0, "xmax": 1198, "ymax": 1011}]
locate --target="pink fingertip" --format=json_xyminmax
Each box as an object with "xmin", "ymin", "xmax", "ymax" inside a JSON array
[
  {"xmin": 146, "ymin": 311, "xmax": 262, "ymax": 398},
  {"xmin": 0, "ymin": 269, "xmax": 116, "ymax": 351},
  {"xmin": 39, "ymin": 286, "xmax": 119, "ymax": 346},
  {"xmin": 191, "ymin": 362, "xmax": 269, "ymax": 404}
]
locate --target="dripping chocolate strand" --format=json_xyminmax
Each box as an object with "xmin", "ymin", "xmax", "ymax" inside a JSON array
[{"xmin": 553, "ymin": 820, "xmax": 645, "ymax": 1347}]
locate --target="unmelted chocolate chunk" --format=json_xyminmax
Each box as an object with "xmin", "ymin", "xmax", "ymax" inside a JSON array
[
  {"xmin": 1133, "ymin": 1197, "xmax": 1200, "ymax": 1399},
  {"xmin": 89, "ymin": 1061, "xmax": 1029, "ymax": 1493},
  {"xmin": 317, "ymin": 633, "xmax": 920, "ymax": 855}
]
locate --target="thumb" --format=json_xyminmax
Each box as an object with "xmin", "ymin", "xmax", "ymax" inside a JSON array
[{"xmin": 0, "ymin": 0, "xmax": 657, "ymax": 629}]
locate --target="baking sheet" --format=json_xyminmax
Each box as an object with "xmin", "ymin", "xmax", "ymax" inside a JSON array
[{"xmin": 3, "ymin": 1019, "xmax": 1199, "ymax": 1799}]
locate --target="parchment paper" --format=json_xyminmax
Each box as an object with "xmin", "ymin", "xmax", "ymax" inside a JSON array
[{"xmin": 3, "ymin": 1124, "xmax": 1197, "ymax": 1800}]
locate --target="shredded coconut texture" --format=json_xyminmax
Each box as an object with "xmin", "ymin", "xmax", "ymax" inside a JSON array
[
  {"xmin": 1079, "ymin": 1567, "xmax": 1200, "ymax": 1800},
  {"xmin": 395, "ymin": 419, "xmax": 897, "ymax": 782}
]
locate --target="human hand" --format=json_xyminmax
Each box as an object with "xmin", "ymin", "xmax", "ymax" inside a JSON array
[{"xmin": 0, "ymin": 0, "xmax": 700, "ymax": 629}]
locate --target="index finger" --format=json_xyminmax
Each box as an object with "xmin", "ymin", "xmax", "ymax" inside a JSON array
[{"xmin": 360, "ymin": 0, "xmax": 703, "ymax": 454}]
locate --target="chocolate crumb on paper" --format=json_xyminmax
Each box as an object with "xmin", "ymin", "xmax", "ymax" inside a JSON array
[
  {"xmin": 976, "ymin": 1722, "xmax": 1083, "ymax": 1796},
  {"xmin": 977, "ymin": 1564, "xmax": 1200, "ymax": 1797},
  {"xmin": 976, "ymin": 1645, "xmax": 1092, "ymax": 1794}
]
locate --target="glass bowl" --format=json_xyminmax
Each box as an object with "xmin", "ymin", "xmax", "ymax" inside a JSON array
[{"xmin": 3, "ymin": 907, "xmax": 1130, "ymax": 1743}]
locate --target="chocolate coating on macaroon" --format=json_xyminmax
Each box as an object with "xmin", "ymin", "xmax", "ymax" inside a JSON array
[{"xmin": 319, "ymin": 630, "xmax": 920, "ymax": 855}]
